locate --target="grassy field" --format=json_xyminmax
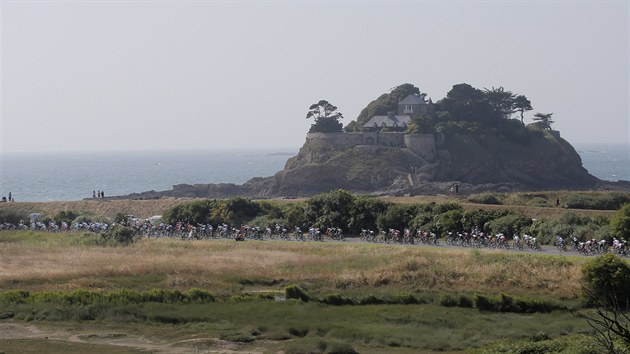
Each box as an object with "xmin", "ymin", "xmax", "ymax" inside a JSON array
[
  {"xmin": 0, "ymin": 231, "xmax": 586, "ymax": 297},
  {"xmin": 0, "ymin": 231, "xmax": 604, "ymax": 353}
]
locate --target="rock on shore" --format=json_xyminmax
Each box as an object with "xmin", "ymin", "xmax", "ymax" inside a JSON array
[{"xmin": 114, "ymin": 127, "xmax": 621, "ymax": 200}]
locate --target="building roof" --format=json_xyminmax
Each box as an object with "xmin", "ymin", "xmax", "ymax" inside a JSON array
[
  {"xmin": 362, "ymin": 115, "xmax": 411, "ymax": 129},
  {"xmin": 398, "ymin": 93, "xmax": 428, "ymax": 105}
]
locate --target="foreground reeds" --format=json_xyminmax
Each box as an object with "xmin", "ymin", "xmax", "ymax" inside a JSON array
[
  {"xmin": 0, "ymin": 231, "xmax": 604, "ymax": 353},
  {"xmin": 0, "ymin": 231, "xmax": 583, "ymax": 298}
]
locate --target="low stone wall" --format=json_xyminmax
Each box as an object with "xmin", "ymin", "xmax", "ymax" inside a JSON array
[
  {"xmin": 404, "ymin": 134, "xmax": 436, "ymax": 161},
  {"xmin": 377, "ymin": 132, "xmax": 406, "ymax": 147},
  {"xmin": 305, "ymin": 132, "xmax": 365, "ymax": 149}
]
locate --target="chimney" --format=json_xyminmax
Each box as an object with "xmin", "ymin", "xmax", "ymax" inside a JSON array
[{"xmin": 387, "ymin": 111, "xmax": 394, "ymax": 119}]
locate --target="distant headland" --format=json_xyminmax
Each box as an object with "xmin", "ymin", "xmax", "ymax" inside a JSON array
[{"xmin": 116, "ymin": 83, "xmax": 629, "ymax": 199}]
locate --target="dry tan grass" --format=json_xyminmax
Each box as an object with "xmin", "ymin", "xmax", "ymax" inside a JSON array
[
  {"xmin": 0, "ymin": 199, "xmax": 188, "ymax": 219},
  {"xmin": 0, "ymin": 238, "xmax": 584, "ymax": 298}
]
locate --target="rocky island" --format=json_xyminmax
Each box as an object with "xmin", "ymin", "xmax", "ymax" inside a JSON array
[{"xmin": 119, "ymin": 83, "xmax": 622, "ymax": 199}]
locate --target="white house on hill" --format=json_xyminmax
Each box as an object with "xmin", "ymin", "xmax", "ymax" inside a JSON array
[{"xmin": 362, "ymin": 93, "xmax": 434, "ymax": 130}]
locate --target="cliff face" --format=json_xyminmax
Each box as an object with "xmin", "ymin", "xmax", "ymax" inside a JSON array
[
  {"xmin": 118, "ymin": 129, "xmax": 603, "ymax": 200},
  {"xmin": 256, "ymin": 145, "xmax": 427, "ymax": 196},
  {"xmin": 432, "ymin": 130, "xmax": 598, "ymax": 189}
]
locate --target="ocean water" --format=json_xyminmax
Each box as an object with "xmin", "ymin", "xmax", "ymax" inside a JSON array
[
  {"xmin": 574, "ymin": 143, "xmax": 629, "ymax": 182},
  {"xmin": 0, "ymin": 149, "xmax": 295, "ymax": 202},
  {"xmin": 0, "ymin": 144, "xmax": 628, "ymax": 202}
]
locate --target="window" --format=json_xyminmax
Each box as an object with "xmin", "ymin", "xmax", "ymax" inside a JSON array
[{"xmin": 404, "ymin": 104, "xmax": 413, "ymax": 114}]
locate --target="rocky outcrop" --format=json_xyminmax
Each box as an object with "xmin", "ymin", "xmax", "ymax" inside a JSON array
[{"xmin": 117, "ymin": 129, "xmax": 613, "ymax": 200}]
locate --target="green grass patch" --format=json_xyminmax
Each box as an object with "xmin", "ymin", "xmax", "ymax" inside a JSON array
[
  {"xmin": 474, "ymin": 333, "xmax": 602, "ymax": 353},
  {"xmin": 0, "ymin": 299, "xmax": 592, "ymax": 352},
  {"xmin": 0, "ymin": 288, "xmax": 215, "ymax": 306}
]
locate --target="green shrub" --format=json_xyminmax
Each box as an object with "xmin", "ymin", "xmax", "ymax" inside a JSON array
[
  {"xmin": 230, "ymin": 295, "xmax": 256, "ymax": 302},
  {"xmin": 468, "ymin": 193, "xmax": 502, "ymax": 205},
  {"xmin": 432, "ymin": 209, "xmax": 464, "ymax": 235},
  {"xmin": 474, "ymin": 294, "xmax": 496, "ymax": 311},
  {"xmin": 106, "ymin": 289, "xmax": 145, "ymax": 304},
  {"xmin": 610, "ymin": 203, "xmax": 630, "ymax": 239},
  {"xmin": 0, "ymin": 208, "xmax": 30, "ymax": 224},
  {"xmin": 0, "ymin": 290, "xmax": 31, "ymax": 304},
  {"xmin": 256, "ymin": 293, "xmax": 275, "ymax": 301},
  {"xmin": 582, "ymin": 254, "xmax": 630, "ymax": 308},
  {"xmin": 102, "ymin": 225, "xmax": 137, "ymax": 245},
  {"xmin": 53, "ymin": 210, "xmax": 80, "ymax": 225},
  {"xmin": 358, "ymin": 294, "xmax": 385, "ymax": 305},
  {"xmin": 247, "ymin": 215, "xmax": 285, "ymax": 229},
  {"xmin": 439, "ymin": 293, "xmax": 459, "ymax": 307},
  {"xmin": 281, "ymin": 202, "xmax": 309, "ymax": 229},
  {"xmin": 0, "ymin": 288, "xmax": 217, "ymax": 306},
  {"xmin": 319, "ymin": 293, "xmax": 354, "ymax": 306},
  {"xmin": 212, "ymin": 197, "xmax": 264, "ymax": 226},
  {"xmin": 473, "ymin": 293, "xmax": 558, "ymax": 313},
  {"xmin": 458, "ymin": 294, "xmax": 474, "ymax": 308},
  {"xmin": 486, "ymin": 214, "xmax": 532, "ymax": 236},
  {"xmin": 285, "ymin": 285, "xmax": 310, "ymax": 302},
  {"xmin": 348, "ymin": 196, "xmax": 390, "ymax": 234},
  {"xmin": 186, "ymin": 288, "xmax": 215, "ymax": 303},
  {"xmin": 564, "ymin": 192, "xmax": 630, "ymax": 210},
  {"xmin": 162, "ymin": 199, "xmax": 220, "ymax": 225},
  {"xmin": 64, "ymin": 289, "xmax": 105, "ymax": 306},
  {"xmin": 376, "ymin": 204, "xmax": 418, "ymax": 231},
  {"xmin": 393, "ymin": 292, "xmax": 420, "ymax": 305}
]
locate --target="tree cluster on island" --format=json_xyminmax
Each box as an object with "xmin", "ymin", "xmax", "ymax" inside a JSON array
[{"xmin": 306, "ymin": 83, "xmax": 556, "ymax": 138}]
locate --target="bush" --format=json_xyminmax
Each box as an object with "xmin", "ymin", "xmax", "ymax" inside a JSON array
[
  {"xmin": 53, "ymin": 210, "xmax": 80, "ymax": 225},
  {"xmin": 348, "ymin": 196, "xmax": 390, "ymax": 234},
  {"xmin": 472, "ymin": 293, "xmax": 557, "ymax": 313},
  {"xmin": 432, "ymin": 209, "xmax": 464, "ymax": 235},
  {"xmin": 439, "ymin": 293, "xmax": 459, "ymax": 307},
  {"xmin": 438, "ymin": 293, "xmax": 474, "ymax": 308},
  {"xmin": 162, "ymin": 199, "xmax": 220, "ymax": 225},
  {"xmin": 468, "ymin": 193, "xmax": 502, "ymax": 205},
  {"xmin": 564, "ymin": 192, "xmax": 630, "ymax": 210},
  {"xmin": 212, "ymin": 197, "xmax": 263, "ymax": 226},
  {"xmin": 582, "ymin": 254, "xmax": 630, "ymax": 308},
  {"xmin": 285, "ymin": 285, "xmax": 310, "ymax": 302},
  {"xmin": 102, "ymin": 225, "xmax": 137, "ymax": 245},
  {"xmin": 0, "ymin": 290, "xmax": 31, "ymax": 304},
  {"xmin": 186, "ymin": 288, "xmax": 215, "ymax": 303},
  {"xmin": 376, "ymin": 204, "xmax": 418, "ymax": 231},
  {"xmin": 474, "ymin": 294, "xmax": 495, "ymax": 311},
  {"xmin": 393, "ymin": 292, "xmax": 420, "ymax": 305},
  {"xmin": 306, "ymin": 190, "xmax": 355, "ymax": 230},
  {"xmin": 610, "ymin": 203, "xmax": 630, "ymax": 239},
  {"xmin": 486, "ymin": 213, "xmax": 532, "ymax": 236},
  {"xmin": 461, "ymin": 209, "xmax": 499, "ymax": 232},
  {"xmin": 529, "ymin": 212, "xmax": 607, "ymax": 245},
  {"xmin": 319, "ymin": 293, "xmax": 354, "ymax": 306},
  {"xmin": 281, "ymin": 202, "xmax": 309, "ymax": 229},
  {"xmin": 0, "ymin": 208, "xmax": 30, "ymax": 224},
  {"xmin": 458, "ymin": 294, "xmax": 474, "ymax": 308},
  {"xmin": 358, "ymin": 294, "xmax": 385, "ymax": 305}
]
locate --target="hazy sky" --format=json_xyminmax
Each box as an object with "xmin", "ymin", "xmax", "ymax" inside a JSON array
[{"xmin": 1, "ymin": 1, "xmax": 628, "ymax": 153}]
